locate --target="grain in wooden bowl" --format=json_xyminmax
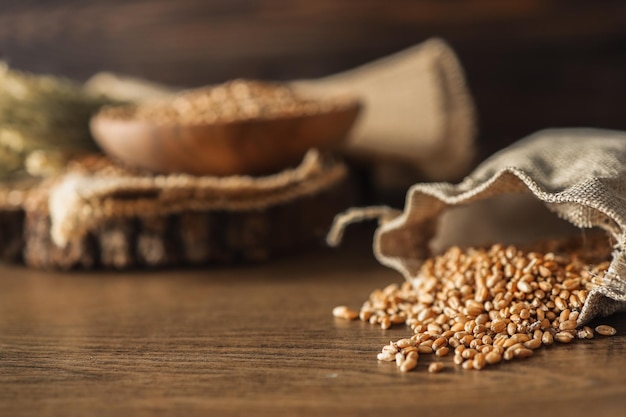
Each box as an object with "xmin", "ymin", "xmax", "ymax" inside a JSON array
[{"xmin": 90, "ymin": 79, "xmax": 361, "ymax": 176}]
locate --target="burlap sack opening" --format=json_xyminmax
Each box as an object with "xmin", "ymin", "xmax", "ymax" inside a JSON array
[{"xmin": 329, "ymin": 128, "xmax": 626, "ymax": 324}]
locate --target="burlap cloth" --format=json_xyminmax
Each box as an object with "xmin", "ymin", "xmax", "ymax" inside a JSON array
[
  {"xmin": 292, "ymin": 38, "xmax": 476, "ymax": 181},
  {"xmin": 25, "ymin": 149, "xmax": 346, "ymax": 249},
  {"xmin": 329, "ymin": 128, "xmax": 626, "ymax": 324}
]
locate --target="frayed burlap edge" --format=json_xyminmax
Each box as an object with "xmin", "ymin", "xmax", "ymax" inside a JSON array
[{"xmin": 36, "ymin": 149, "xmax": 347, "ymax": 248}]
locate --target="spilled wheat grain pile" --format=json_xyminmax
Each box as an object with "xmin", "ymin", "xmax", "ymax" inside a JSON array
[{"xmin": 333, "ymin": 236, "xmax": 618, "ymax": 373}]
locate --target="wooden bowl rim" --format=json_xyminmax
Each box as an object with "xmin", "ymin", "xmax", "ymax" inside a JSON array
[{"xmin": 91, "ymin": 95, "xmax": 362, "ymax": 129}]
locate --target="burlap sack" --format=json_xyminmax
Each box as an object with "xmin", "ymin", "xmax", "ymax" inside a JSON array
[
  {"xmin": 292, "ymin": 38, "xmax": 476, "ymax": 181},
  {"xmin": 328, "ymin": 128, "xmax": 626, "ymax": 324}
]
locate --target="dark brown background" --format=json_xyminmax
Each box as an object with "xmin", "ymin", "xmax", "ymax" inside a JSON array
[{"xmin": 1, "ymin": 0, "xmax": 626, "ymax": 158}]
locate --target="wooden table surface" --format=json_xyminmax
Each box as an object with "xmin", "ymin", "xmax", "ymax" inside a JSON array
[{"xmin": 1, "ymin": 232, "xmax": 625, "ymax": 417}]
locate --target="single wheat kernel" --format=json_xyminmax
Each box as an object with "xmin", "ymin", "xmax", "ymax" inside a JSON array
[
  {"xmin": 461, "ymin": 335, "xmax": 474, "ymax": 345},
  {"xmin": 418, "ymin": 333, "xmax": 432, "ymax": 343},
  {"xmin": 451, "ymin": 322, "xmax": 465, "ymax": 332},
  {"xmin": 524, "ymin": 338, "xmax": 542, "ymax": 350},
  {"xmin": 428, "ymin": 362, "xmax": 445, "ymax": 373},
  {"xmin": 517, "ymin": 281, "xmax": 533, "ymax": 293},
  {"xmin": 435, "ymin": 347, "xmax": 450, "ymax": 357},
  {"xmin": 536, "ymin": 308, "xmax": 545, "ymax": 321},
  {"xmin": 559, "ymin": 319, "xmax": 578, "ymax": 331},
  {"xmin": 380, "ymin": 317, "xmax": 391, "ymax": 330},
  {"xmin": 462, "ymin": 348, "xmax": 478, "ymax": 360},
  {"xmin": 555, "ymin": 331, "xmax": 574, "ymax": 343},
  {"xmin": 418, "ymin": 345, "xmax": 434, "ymax": 354},
  {"xmin": 485, "ymin": 351, "xmax": 502, "ymax": 364},
  {"xmin": 469, "ymin": 339, "xmax": 482, "ymax": 350},
  {"xmin": 396, "ymin": 338, "xmax": 415, "ymax": 349},
  {"xmin": 479, "ymin": 345, "xmax": 491, "ymax": 354},
  {"xmin": 538, "ymin": 265, "xmax": 552, "ymax": 277},
  {"xmin": 332, "ymin": 305, "xmax": 359, "ymax": 320},
  {"xmin": 595, "ymin": 325, "xmax": 617, "ymax": 336},
  {"xmin": 475, "ymin": 314, "xmax": 490, "ymax": 325},
  {"xmin": 382, "ymin": 343, "xmax": 398, "ymax": 355},
  {"xmin": 542, "ymin": 331, "xmax": 554, "ymax": 345},
  {"xmin": 493, "ymin": 336, "xmax": 507, "ymax": 348},
  {"xmin": 562, "ymin": 278, "xmax": 580, "ymax": 291},
  {"xmin": 377, "ymin": 351, "xmax": 395, "ymax": 362},
  {"xmin": 507, "ymin": 322, "xmax": 517, "ymax": 336},
  {"xmin": 505, "ymin": 343, "xmax": 524, "ymax": 356},
  {"xmin": 515, "ymin": 348, "xmax": 533, "ymax": 359},
  {"xmin": 400, "ymin": 356, "xmax": 418, "ymax": 372},
  {"xmin": 442, "ymin": 330, "xmax": 456, "ymax": 339},
  {"xmin": 432, "ymin": 337, "xmax": 448, "ymax": 350},
  {"xmin": 491, "ymin": 320, "xmax": 507, "ymax": 333},
  {"xmin": 420, "ymin": 340, "xmax": 434, "ymax": 348},
  {"xmin": 582, "ymin": 326, "xmax": 594, "ymax": 338},
  {"xmin": 554, "ymin": 297, "xmax": 567, "ymax": 311},
  {"xmin": 576, "ymin": 327, "xmax": 594, "ymax": 339},
  {"xmin": 474, "ymin": 287, "xmax": 488, "ymax": 303},
  {"xmin": 503, "ymin": 338, "xmax": 518, "ymax": 349},
  {"xmin": 473, "ymin": 353, "xmax": 487, "ymax": 370},
  {"xmin": 474, "ymin": 324, "xmax": 488, "ymax": 334},
  {"xmin": 402, "ymin": 346, "xmax": 418, "ymax": 355},
  {"xmin": 448, "ymin": 337, "xmax": 461, "ymax": 348},
  {"xmin": 466, "ymin": 300, "xmax": 484, "ymax": 317},
  {"xmin": 395, "ymin": 352, "xmax": 405, "ymax": 367},
  {"xmin": 427, "ymin": 323, "xmax": 443, "ymax": 334},
  {"xmin": 503, "ymin": 350, "xmax": 515, "ymax": 361},
  {"xmin": 461, "ymin": 359, "xmax": 474, "ymax": 370}
]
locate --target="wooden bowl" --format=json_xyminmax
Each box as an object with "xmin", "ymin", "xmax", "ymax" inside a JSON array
[{"xmin": 89, "ymin": 98, "xmax": 361, "ymax": 176}]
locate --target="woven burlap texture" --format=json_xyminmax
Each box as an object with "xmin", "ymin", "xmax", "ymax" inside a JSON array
[
  {"xmin": 292, "ymin": 38, "xmax": 476, "ymax": 181},
  {"xmin": 329, "ymin": 128, "xmax": 626, "ymax": 324},
  {"xmin": 39, "ymin": 149, "xmax": 346, "ymax": 248}
]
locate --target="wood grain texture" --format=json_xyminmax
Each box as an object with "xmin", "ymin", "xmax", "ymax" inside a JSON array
[
  {"xmin": 1, "ymin": 0, "xmax": 626, "ymax": 157},
  {"xmin": 0, "ymin": 232, "xmax": 625, "ymax": 416}
]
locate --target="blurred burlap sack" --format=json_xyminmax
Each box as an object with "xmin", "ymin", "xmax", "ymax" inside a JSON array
[
  {"xmin": 328, "ymin": 128, "xmax": 626, "ymax": 324},
  {"xmin": 292, "ymin": 38, "xmax": 476, "ymax": 182}
]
